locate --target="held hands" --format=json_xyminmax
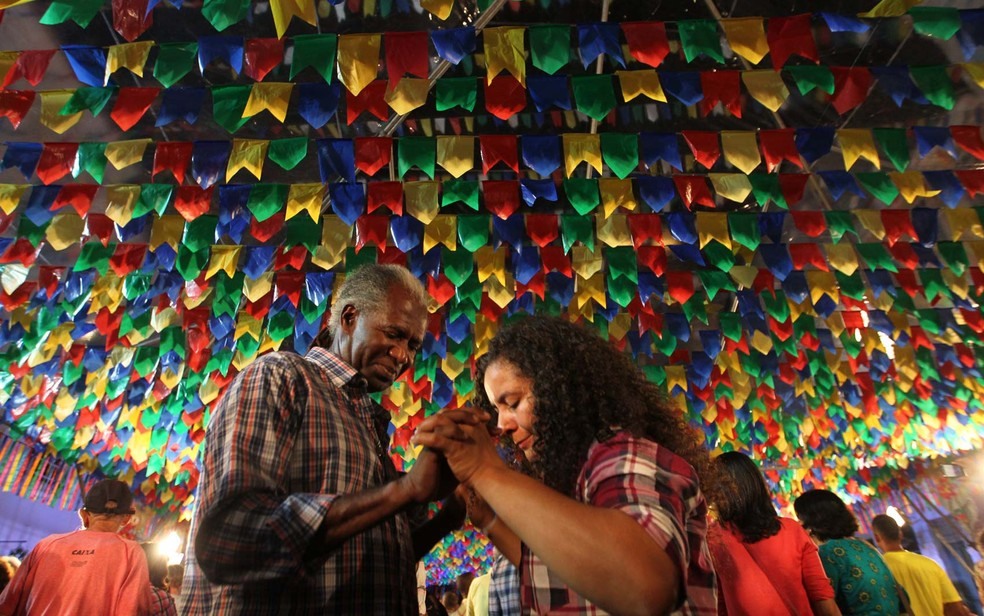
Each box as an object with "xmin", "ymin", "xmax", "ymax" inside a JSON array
[
  {"xmin": 411, "ymin": 408, "xmax": 504, "ymax": 486},
  {"xmin": 402, "ymin": 446, "xmax": 458, "ymax": 504}
]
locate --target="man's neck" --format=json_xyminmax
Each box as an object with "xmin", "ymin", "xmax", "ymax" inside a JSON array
[{"xmin": 883, "ymin": 543, "xmax": 904, "ymax": 552}]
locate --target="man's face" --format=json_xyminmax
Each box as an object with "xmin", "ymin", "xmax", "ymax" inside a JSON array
[{"xmin": 340, "ymin": 286, "xmax": 427, "ymax": 392}]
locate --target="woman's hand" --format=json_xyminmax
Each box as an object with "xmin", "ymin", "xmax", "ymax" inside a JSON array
[{"xmin": 411, "ymin": 408, "xmax": 505, "ymax": 486}]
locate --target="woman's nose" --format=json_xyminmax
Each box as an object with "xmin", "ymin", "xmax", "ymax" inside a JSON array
[{"xmin": 497, "ymin": 409, "xmax": 516, "ymax": 432}]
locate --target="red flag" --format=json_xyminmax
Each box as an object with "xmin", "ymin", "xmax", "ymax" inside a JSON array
[
  {"xmin": 881, "ymin": 210, "xmax": 916, "ymax": 246},
  {"xmin": 376, "ymin": 245, "xmax": 407, "ymax": 266},
  {"xmin": 110, "ymin": 243, "xmax": 147, "ymax": 276},
  {"xmin": 830, "ymin": 67, "xmax": 872, "ymax": 115},
  {"xmin": 766, "ymin": 14, "xmax": 818, "ymax": 69},
  {"xmin": 789, "ymin": 211, "xmax": 826, "ymax": 237},
  {"xmin": 673, "ymin": 175, "xmax": 715, "ymax": 209},
  {"xmin": 699, "ymin": 71, "xmax": 741, "ymax": 118},
  {"xmin": 53, "ymin": 184, "xmax": 99, "ymax": 217},
  {"xmin": 36, "ymin": 142, "xmax": 79, "ymax": 185},
  {"xmin": 621, "ymin": 22, "xmax": 670, "ymax": 68},
  {"xmin": 681, "ymin": 131, "xmax": 721, "ymax": 169},
  {"xmin": 384, "ymin": 31, "xmax": 429, "ymax": 90},
  {"xmin": 637, "ymin": 245, "xmax": 667, "ymax": 276},
  {"xmin": 355, "ymin": 214, "xmax": 389, "ymax": 252},
  {"xmin": 244, "ymin": 293, "xmax": 272, "ymax": 320},
  {"xmin": 427, "ymin": 274, "xmax": 456, "ymax": 306},
  {"xmin": 354, "ymin": 137, "xmax": 393, "ymax": 176},
  {"xmin": 955, "ymin": 170, "xmax": 984, "ymax": 197},
  {"xmin": 951, "ymin": 125, "xmax": 984, "ymax": 160},
  {"xmin": 274, "ymin": 245, "xmax": 308, "ymax": 270},
  {"xmin": 525, "ymin": 214, "xmax": 558, "ymax": 248},
  {"xmin": 346, "ymin": 80, "xmax": 389, "ymax": 124},
  {"xmin": 112, "ymin": 0, "xmax": 153, "ymax": 42},
  {"xmin": 480, "ymin": 135, "xmax": 519, "ymax": 173},
  {"xmin": 626, "ymin": 213, "xmax": 663, "ymax": 248},
  {"xmin": 275, "ymin": 271, "xmax": 305, "ymax": 306},
  {"xmin": 251, "ymin": 210, "xmax": 285, "ymax": 242},
  {"xmin": 788, "ymin": 243, "xmax": 828, "ymax": 271},
  {"xmin": 540, "ymin": 245, "xmax": 572, "ymax": 275},
  {"xmin": 484, "ymin": 75, "xmax": 526, "ymax": 121},
  {"xmin": 483, "ymin": 180, "xmax": 520, "ymax": 219},
  {"xmin": 778, "ymin": 173, "xmax": 810, "ymax": 206},
  {"xmin": 367, "ymin": 181, "xmax": 403, "ymax": 215},
  {"xmin": 153, "ymin": 141, "xmax": 193, "ymax": 183},
  {"xmin": 86, "ymin": 214, "xmax": 115, "ymax": 245},
  {"xmin": 666, "ymin": 271, "xmax": 695, "ymax": 304},
  {"xmin": 244, "ymin": 38, "xmax": 285, "ymax": 82},
  {"xmin": 759, "ymin": 128, "xmax": 802, "ymax": 171},
  {"xmin": 3, "ymin": 50, "xmax": 57, "ymax": 87},
  {"xmin": 0, "ymin": 282, "xmax": 34, "ymax": 310},
  {"xmin": 110, "ymin": 87, "xmax": 160, "ymax": 131},
  {"xmin": 888, "ymin": 243, "xmax": 918, "ymax": 269},
  {"xmin": 174, "ymin": 185, "xmax": 213, "ymax": 222},
  {"xmin": 0, "ymin": 90, "xmax": 36, "ymax": 129}
]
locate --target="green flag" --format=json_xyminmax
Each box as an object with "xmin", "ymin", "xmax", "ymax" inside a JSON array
[
  {"xmin": 61, "ymin": 87, "xmax": 116, "ymax": 117},
  {"xmin": 856, "ymin": 172, "xmax": 898, "ymax": 206},
  {"xmin": 873, "ymin": 128, "xmax": 909, "ymax": 171},
  {"xmin": 571, "ymin": 75, "xmax": 616, "ymax": 122},
  {"xmin": 285, "ymin": 212, "xmax": 321, "ymax": 253},
  {"xmin": 560, "ymin": 214, "xmax": 594, "ymax": 251},
  {"xmin": 74, "ymin": 242, "xmax": 116, "ymax": 274},
  {"xmin": 136, "ymin": 184, "xmax": 174, "ymax": 218},
  {"xmin": 677, "ymin": 19, "xmax": 725, "ymax": 63},
  {"xmin": 154, "ymin": 42, "xmax": 199, "ymax": 89},
  {"xmin": 268, "ymin": 137, "xmax": 309, "ymax": 171},
  {"xmin": 76, "ymin": 142, "xmax": 107, "ymax": 183},
  {"xmin": 909, "ymin": 66, "xmax": 955, "ymax": 110},
  {"xmin": 785, "ymin": 65, "xmax": 835, "ymax": 95},
  {"xmin": 211, "ymin": 84, "xmax": 253, "ymax": 133},
  {"xmin": 182, "ymin": 215, "xmax": 218, "ymax": 252},
  {"xmin": 398, "ymin": 137, "xmax": 436, "ymax": 178},
  {"xmin": 40, "ymin": 0, "xmax": 103, "ymax": 27},
  {"xmin": 600, "ymin": 133, "xmax": 639, "ymax": 180},
  {"xmin": 908, "ymin": 6, "xmax": 961, "ymax": 39},
  {"xmin": 176, "ymin": 245, "xmax": 210, "ymax": 281},
  {"xmin": 824, "ymin": 211, "xmax": 857, "ymax": 243},
  {"xmin": 291, "ymin": 34, "xmax": 338, "ymax": 82},
  {"xmin": 442, "ymin": 180, "xmax": 480, "ymax": 210},
  {"xmin": 202, "ymin": 0, "xmax": 250, "ymax": 31},
  {"xmin": 457, "ymin": 216, "xmax": 489, "ymax": 252},
  {"xmin": 563, "ymin": 178, "xmax": 599, "ymax": 215},
  {"xmin": 435, "ymin": 78, "xmax": 477, "ymax": 112},
  {"xmin": 247, "ymin": 184, "xmax": 288, "ymax": 222},
  {"xmin": 729, "ymin": 213, "xmax": 760, "ymax": 251},
  {"xmin": 529, "ymin": 25, "xmax": 570, "ymax": 74},
  {"xmin": 749, "ymin": 173, "xmax": 786, "ymax": 209}
]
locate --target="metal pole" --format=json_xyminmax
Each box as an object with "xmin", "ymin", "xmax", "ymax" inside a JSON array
[
  {"xmin": 902, "ymin": 491, "xmax": 976, "ymax": 577},
  {"xmin": 909, "ymin": 481, "xmax": 974, "ymax": 546}
]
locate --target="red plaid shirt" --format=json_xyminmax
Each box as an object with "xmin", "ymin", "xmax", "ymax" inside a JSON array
[
  {"xmin": 179, "ymin": 348, "xmax": 418, "ymax": 615},
  {"xmin": 519, "ymin": 432, "xmax": 718, "ymax": 615}
]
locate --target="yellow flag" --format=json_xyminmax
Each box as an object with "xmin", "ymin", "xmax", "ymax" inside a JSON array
[
  {"xmin": 721, "ymin": 131, "xmax": 761, "ymax": 174},
  {"xmin": 807, "ymin": 271, "xmax": 838, "ymax": 305},
  {"xmin": 45, "ymin": 213, "xmax": 84, "ymax": 251},
  {"xmin": 837, "ymin": 129, "xmax": 880, "ymax": 170},
  {"xmin": 436, "ymin": 136, "xmax": 476, "ymax": 178},
  {"xmin": 665, "ymin": 366, "xmax": 688, "ymax": 394},
  {"xmin": 571, "ymin": 246, "xmax": 603, "ymax": 278},
  {"xmin": 313, "ymin": 216, "xmax": 351, "ymax": 270},
  {"xmin": 106, "ymin": 139, "xmax": 152, "ymax": 171},
  {"xmin": 105, "ymin": 41, "xmax": 154, "ymax": 83},
  {"xmin": 0, "ymin": 52, "xmax": 18, "ymax": 84},
  {"xmin": 104, "ymin": 185, "xmax": 141, "ymax": 227},
  {"xmin": 420, "ymin": 0, "xmax": 453, "ymax": 19},
  {"xmin": 729, "ymin": 265, "xmax": 758, "ymax": 289},
  {"xmin": 475, "ymin": 246, "xmax": 507, "ymax": 285},
  {"xmin": 824, "ymin": 243, "xmax": 859, "ymax": 275},
  {"xmin": 404, "ymin": 181, "xmax": 440, "ymax": 224},
  {"xmin": 338, "ymin": 34, "xmax": 381, "ymax": 96},
  {"xmin": 206, "ymin": 245, "xmax": 242, "ymax": 279},
  {"xmin": 151, "ymin": 306, "xmax": 180, "ymax": 332},
  {"xmin": 598, "ymin": 178, "xmax": 636, "ymax": 217},
  {"xmin": 0, "ymin": 184, "xmax": 28, "ymax": 215},
  {"xmin": 484, "ymin": 27, "xmax": 526, "ymax": 85},
  {"xmin": 269, "ymin": 0, "xmax": 318, "ymax": 39},
  {"xmin": 441, "ymin": 355, "xmax": 467, "ymax": 380},
  {"xmin": 853, "ymin": 210, "xmax": 885, "ymax": 240},
  {"xmin": 616, "ymin": 70, "xmax": 666, "ymax": 102},
  {"xmin": 962, "ymin": 63, "xmax": 984, "ymax": 89},
  {"xmin": 697, "ymin": 212, "xmax": 732, "ymax": 250},
  {"xmin": 286, "ymin": 183, "xmax": 324, "ymax": 221},
  {"xmin": 709, "ymin": 173, "xmax": 752, "ymax": 202},
  {"xmin": 0, "ymin": 0, "xmax": 38, "ymax": 8},
  {"xmin": 742, "ymin": 71, "xmax": 789, "ymax": 112},
  {"xmin": 859, "ymin": 0, "xmax": 921, "ymax": 17},
  {"xmin": 721, "ymin": 18, "xmax": 769, "ymax": 64},
  {"xmin": 944, "ymin": 209, "xmax": 983, "ymax": 240},
  {"xmin": 243, "ymin": 272, "xmax": 274, "ymax": 302},
  {"xmin": 562, "ymin": 133, "xmax": 602, "ymax": 178},
  {"xmin": 384, "ymin": 78, "xmax": 430, "ymax": 115},
  {"xmin": 235, "ymin": 313, "xmax": 264, "ymax": 341},
  {"xmin": 226, "ymin": 139, "xmax": 269, "ymax": 182},
  {"xmin": 890, "ymin": 171, "xmax": 941, "ymax": 203},
  {"xmin": 40, "ymin": 90, "xmax": 83, "ymax": 134},
  {"xmin": 609, "ymin": 313, "xmax": 632, "ymax": 341},
  {"xmin": 242, "ymin": 82, "xmax": 293, "ymax": 122},
  {"xmin": 941, "ymin": 270, "xmax": 969, "ymax": 300},
  {"xmin": 485, "ymin": 274, "xmax": 515, "ymax": 309},
  {"xmin": 424, "ymin": 215, "xmax": 458, "ymax": 252},
  {"xmin": 596, "ymin": 213, "xmax": 632, "ymax": 247},
  {"xmin": 575, "ymin": 272, "xmax": 606, "ymax": 309}
]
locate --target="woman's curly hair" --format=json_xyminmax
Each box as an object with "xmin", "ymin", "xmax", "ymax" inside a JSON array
[
  {"xmin": 475, "ymin": 316, "xmax": 719, "ymax": 501},
  {"xmin": 714, "ymin": 451, "xmax": 781, "ymax": 543},
  {"xmin": 793, "ymin": 489, "xmax": 859, "ymax": 541}
]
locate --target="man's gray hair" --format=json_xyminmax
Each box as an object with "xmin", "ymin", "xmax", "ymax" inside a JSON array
[{"xmin": 325, "ymin": 264, "xmax": 428, "ymax": 340}]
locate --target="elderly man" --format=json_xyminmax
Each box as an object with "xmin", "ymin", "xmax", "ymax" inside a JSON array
[
  {"xmin": 0, "ymin": 478, "xmax": 150, "ymax": 615},
  {"xmin": 181, "ymin": 264, "xmax": 461, "ymax": 614},
  {"xmin": 871, "ymin": 514, "xmax": 972, "ymax": 616}
]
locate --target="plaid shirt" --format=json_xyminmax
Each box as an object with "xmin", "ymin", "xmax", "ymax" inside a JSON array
[
  {"xmin": 179, "ymin": 348, "xmax": 418, "ymax": 615},
  {"xmin": 489, "ymin": 550, "xmax": 522, "ymax": 616},
  {"xmin": 519, "ymin": 432, "xmax": 718, "ymax": 615},
  {"xmin": 147, "ymin": 586, "xmax": 177, "ymax": 616}
]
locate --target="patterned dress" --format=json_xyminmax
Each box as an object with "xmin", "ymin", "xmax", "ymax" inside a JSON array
[{"xmin": 818, "ymin": 537, "xmax": 900, "ymax": 615}]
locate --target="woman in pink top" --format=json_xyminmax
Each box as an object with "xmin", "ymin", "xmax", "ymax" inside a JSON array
[{"xmin": 709, "ymin": 452, "xmax": 840, "ymax": 616}]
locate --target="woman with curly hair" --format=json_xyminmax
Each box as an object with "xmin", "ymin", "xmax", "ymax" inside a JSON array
[
  {"xmin": 794, "ymin": 490, "xmax": 901, "ymax": 616},
  {"xmin": 413, "ymin": 316, "xmax": 718, "ymax": 615},
  {"xmin": 709, "ymin": 452, "xmax": 839, "ymax": 615}
]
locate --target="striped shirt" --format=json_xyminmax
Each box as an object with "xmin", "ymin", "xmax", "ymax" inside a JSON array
[
  {"xmin": 179, "ymin": 348, "xmax": 418, "ymax": 615},
  {"xmin": 519, "ymin": 432, "xmax": 718, "ymax": 615}
]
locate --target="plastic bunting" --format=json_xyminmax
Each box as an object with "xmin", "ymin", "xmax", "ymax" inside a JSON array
[{"xmin": 3, "ymin": 0, "xmax": 984, "ymax": 587}]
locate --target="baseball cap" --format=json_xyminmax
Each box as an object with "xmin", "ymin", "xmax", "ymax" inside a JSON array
[{"xmin": 84, "ymin": 479, "xmax": 135, "ymax": 515}]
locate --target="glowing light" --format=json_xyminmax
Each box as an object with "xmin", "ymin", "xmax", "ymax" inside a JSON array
[
  {"xmin": 886, "ymin": 506, "xmax": 906, "ymax": 527},
  {"xmin": 159, "ymin": 531, "xmax": 184, "ymax": 566}
]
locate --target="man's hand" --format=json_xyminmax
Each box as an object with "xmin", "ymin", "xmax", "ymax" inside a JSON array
[
  {"xmin": 400, "ymin": 447, "xmax": 458, "ymax": 504},
  {"xmin": 411, "ymin": 408, "xmax": 504, "ymax": 486}
]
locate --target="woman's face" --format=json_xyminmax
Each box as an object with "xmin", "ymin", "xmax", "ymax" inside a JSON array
[{"xmin": 483, "ymin": 359, "xmax": 537, "ymax": 460}]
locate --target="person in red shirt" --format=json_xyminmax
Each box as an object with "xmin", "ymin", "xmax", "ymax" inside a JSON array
[
  {"xmin": 0, "ymin": 478, "xmax": 151, "ymax": 616},
  {"xmin": 709, "ymin": 452, "xmax": 840, "ymax": 616}
]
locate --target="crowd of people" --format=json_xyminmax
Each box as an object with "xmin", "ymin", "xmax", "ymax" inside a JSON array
[{"xmin": 0, "ymin": 263, "xmax": 981, "ymax": 615}]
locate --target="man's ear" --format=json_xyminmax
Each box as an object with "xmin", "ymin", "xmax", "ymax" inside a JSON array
[{"xmin": 339, "ymin": 304, "xmax": 359, "ymax": 333}]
